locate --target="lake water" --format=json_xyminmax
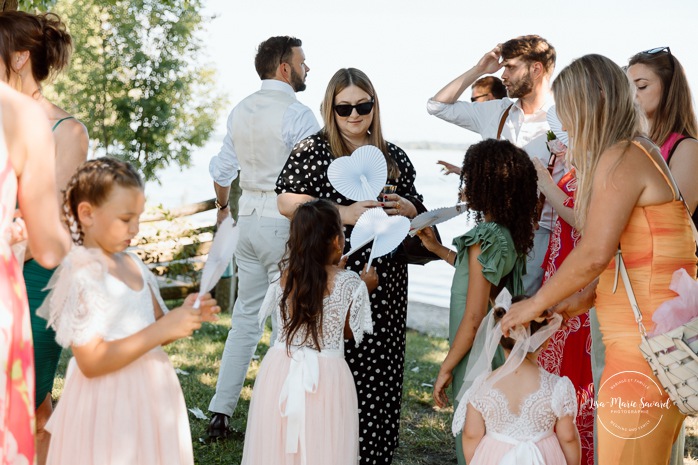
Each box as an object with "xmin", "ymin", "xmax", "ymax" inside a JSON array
[{"xmin": 145, "ymin": 137, "xmax": 471, "ymax": 309}]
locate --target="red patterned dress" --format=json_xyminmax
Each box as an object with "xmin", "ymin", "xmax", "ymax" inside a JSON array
[
  {"xmin": 537, "ymin": 168, "xmax": 594, "ymax": 465},
  {"xmin": 0, "ymin": 138, "xmax": 35, "ymax": 464}
]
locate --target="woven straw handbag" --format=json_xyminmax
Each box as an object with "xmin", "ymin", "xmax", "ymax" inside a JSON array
[{"xmin": 615, "ymin": 249, "xmax": 698, "ymax": 415}]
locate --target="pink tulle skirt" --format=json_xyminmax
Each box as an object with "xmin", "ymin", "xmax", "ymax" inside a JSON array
[
  {"xmin": 241, "ymin": 346, "xmax": 359, "ymax": 465},
  {"xmin": 470, "ymin": 432, "xmax": 566, "ymax": 464},
  {"xmin": 45, "ymin": 348, "xmax": 194, "ymax": 465}
]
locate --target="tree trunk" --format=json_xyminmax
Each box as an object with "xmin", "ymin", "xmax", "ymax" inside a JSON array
[{"xmin": 1, "ymin": 0, "xmax": 18, "ymax": 11}]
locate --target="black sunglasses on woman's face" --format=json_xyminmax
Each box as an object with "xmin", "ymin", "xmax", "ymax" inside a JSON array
[{"xmin": 333, "ymin": 101, "xmax": 374, "ymax": 117}]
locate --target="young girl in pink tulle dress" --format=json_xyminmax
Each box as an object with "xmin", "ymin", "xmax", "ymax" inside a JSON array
[
  {"xmin": 453, "ymin": 291, "xmax": 581, "ymax": 465},
  {"xmin": 38, "ymin": 158, "xmax": 220, "ymax": 465},
  {"xmin": 241, "ymin": 199, "xmax": 377, "ymax": 465}
]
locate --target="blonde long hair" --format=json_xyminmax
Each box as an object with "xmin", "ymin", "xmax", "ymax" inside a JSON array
[
  {"xmin": 552, "ymin": 54, "xmax": 644, "ymax": 230},
  {"xmin": 320, "ymin": 68, "xmax": 399, "ymax": 179}
]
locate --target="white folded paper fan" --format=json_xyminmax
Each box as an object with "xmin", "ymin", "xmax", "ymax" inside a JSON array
[
  {"xmin": 409, "ymin": 203, "xmax": 468, "ymax": 236},
  {"xmin": 546, "ymin": 105, "xmax": 569, "ymax": 146},
  {"xmin": 194, "ymin": 216, "xmax": 239, "ymax": 308},
  {"xmin": 327, "ymin": 145, "xmax": 387, "ymax": 201},
  {"xmin": 347, "ymin": 207, "xmax": 410, "ymax": 268}
]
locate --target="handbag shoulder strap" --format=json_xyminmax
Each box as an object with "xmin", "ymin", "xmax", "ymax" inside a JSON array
[
  {"xmin": 496, "ymin": 104, "xmax": 514, "ymax": 139},
  {"xmin": 615, "ymin": 250, "xmax": 648, "ymax": 336}
]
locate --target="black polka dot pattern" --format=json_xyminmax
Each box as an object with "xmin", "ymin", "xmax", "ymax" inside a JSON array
[{"xmin": 276, "ymin": 134, "xmax": 422, "ymax": 464}]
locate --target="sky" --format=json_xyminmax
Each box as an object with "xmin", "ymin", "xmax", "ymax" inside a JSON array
[{"xmin": 200, "ymin": 0, "xmax": 698, "ymax": 145}]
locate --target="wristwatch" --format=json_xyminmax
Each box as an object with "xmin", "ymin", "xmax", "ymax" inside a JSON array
[{"xmin": 215, "ymin": 199, "xmax": 229, "ymax": 210}]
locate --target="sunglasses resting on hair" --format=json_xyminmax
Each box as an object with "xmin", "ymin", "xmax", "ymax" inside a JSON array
[
  {"xmin": 334, "ymin": 101, "xmax": 374, "ymax": 117},
  {"xmin": 641, "ymin": 46, "xmax": 671, "ymax": 55}
]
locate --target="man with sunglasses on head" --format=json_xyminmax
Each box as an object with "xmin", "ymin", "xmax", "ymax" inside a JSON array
[
  {"xmin": 206, "ymin": 35, "xmax": 319, "ymax": 442},
  {"xmin": 427, "ymin": 34, "xmax": 564, "ymax": 297},
  {"xmin": 471, "ymin": 75, "xmax": 507, "ymax": 102},
  {"xmin": 437, "ymin": 76, "xmax": 508, "ymax": 174}
]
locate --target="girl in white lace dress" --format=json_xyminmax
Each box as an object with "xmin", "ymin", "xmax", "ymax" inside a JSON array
[
  {"xmin": 241, "ymin": 199, "xmax": 376, "ymax": 465},
  {"xmin": 453, "ymin": 292, "xmax": 581, "ymax": 465},
  {"xmin": 38, "ymin": 159, "xmax": 220, "ymax": 465}
]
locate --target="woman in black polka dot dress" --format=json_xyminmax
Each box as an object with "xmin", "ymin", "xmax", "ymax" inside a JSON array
[{"xmin": 276, "ymin": 68, "xmax": 422, "ymax": 464}]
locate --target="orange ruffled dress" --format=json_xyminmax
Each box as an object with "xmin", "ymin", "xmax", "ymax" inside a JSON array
[{"xmin": 594, "ymin": 141, "xmax": 696, "ymax": 464}]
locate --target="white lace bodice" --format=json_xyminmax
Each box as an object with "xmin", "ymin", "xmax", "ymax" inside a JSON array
[
  {"xmin": 259, "ymin": 269, "xmax": 373, "ymax": 351},
  {"xmin": 454, "ymin": 368, "xmax": 576, "ymax": 441},
  {"xmin": 38, "ymin": 247, "xmax": 168, "ymax": 347}
]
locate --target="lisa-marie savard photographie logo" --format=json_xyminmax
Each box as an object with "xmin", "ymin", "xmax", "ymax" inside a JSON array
[{"xmin": 593, "ymin": 370, "xmax": 674, "ymax": 440}]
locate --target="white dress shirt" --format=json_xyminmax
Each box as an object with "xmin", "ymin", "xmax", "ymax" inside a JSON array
[{"xmin": 427, "ymin": 96, "xmax": 566, "ymax": 230}]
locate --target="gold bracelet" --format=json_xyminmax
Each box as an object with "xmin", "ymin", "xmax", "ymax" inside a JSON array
[{"xmin": 446, "ymin": 249, "xmax": 454, "ymax": 263}]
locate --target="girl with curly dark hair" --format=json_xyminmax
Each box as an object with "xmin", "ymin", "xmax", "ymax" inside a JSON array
[
  {"xmin": 417, "ymin": 138, "xmax": 537, "ymax": 465},
  {"xmin": 242, "ymin": 199, "xmax": 377, "ymax": 465}
]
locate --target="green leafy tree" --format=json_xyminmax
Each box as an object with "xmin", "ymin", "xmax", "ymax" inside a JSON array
[{"xmin": 48, "ymin": 0, "xmax": 223, "ymax": 180}]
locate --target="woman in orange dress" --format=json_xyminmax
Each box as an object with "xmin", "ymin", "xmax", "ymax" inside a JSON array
[{"xmin": 501, "ymin": 54, "xmax": 696, "ymax": 464}]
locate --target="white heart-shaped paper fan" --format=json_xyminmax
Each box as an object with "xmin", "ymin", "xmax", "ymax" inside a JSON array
[
  {"xmin": 409, "ymin": 203, "xmax": 467, "ymax": 236},
  {"xmin": 546, "ymin": 105, "xmax": 569, "ymax": 146},
  {"xmin": 327, "ymin": 145, "xmax": 387, "ymax": 201},
  {"xmin": 347, "ymin": 207, "xmax": 410, "ymax": 268},
  {"xmin": 195, "ymin": 216, "xmax": 239, "ymax": 308}
]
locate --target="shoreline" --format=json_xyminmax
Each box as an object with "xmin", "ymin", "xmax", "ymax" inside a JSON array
[{"xmin": 407, "ymin": 301, "xmax": 448, "ymax": 338}]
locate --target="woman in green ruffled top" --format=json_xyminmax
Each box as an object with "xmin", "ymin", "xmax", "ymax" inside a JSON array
[{"xmin": 417, "ymin": 138, "xmax": 538, "ymax": 465}]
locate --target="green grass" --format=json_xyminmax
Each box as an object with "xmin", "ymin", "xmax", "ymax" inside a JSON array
[{"xmin": 54, "ymin": 311, "xmax": 455, "ymax": 465}]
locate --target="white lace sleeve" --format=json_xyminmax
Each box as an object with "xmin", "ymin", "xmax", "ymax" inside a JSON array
[
  {"xmin": 258, "ymin": 279, "xmax": 281, "ymax": 329},
  {"xmin": 36, "ymin": 246, "xmax": 111, "ymax": 348},
  {"xmin": 345, "ymin": 274, "xmax": 373, "ymax": 346},
  {"xmin": 552, "ymin": 376, "xmax": 577, "ymax": 419},
  {"xmin": 451, "ymin": 372, "xmax": 488, "ymax": 436},
  {"xmin": 130, "ymin": 252, "xmax": 168, "ymax": 314}
]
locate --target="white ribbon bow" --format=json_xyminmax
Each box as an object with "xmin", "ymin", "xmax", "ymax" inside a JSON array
[
  {"xmin": 278, "ymin": 347, "xmax": 320, "ymax": 464},
  {"xmin": 489, "ymin": 431, "xmax": 548, "ymax": 465}
]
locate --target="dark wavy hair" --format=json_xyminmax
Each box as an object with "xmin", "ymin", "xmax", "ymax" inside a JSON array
[
  {"xmin": 279, "ymin": 199, "xmax": 343, "ymax": 351},
  {"xmin": 458, "ymin": 139, "xmax": 537, "ymax": 255}
]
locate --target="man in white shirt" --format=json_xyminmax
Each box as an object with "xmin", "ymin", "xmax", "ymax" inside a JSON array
[
  {"xmin": 206, "ymin": 35, "xmax": 320, "ymax": 441},
  {"xmin": 427, "ymin": 35, "xmax": 564, "ymax": 297}
]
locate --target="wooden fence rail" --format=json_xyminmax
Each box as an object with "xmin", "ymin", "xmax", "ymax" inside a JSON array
[{"xmin": 134, "ymin": 198, "xmax": 231, "ymax": 302}]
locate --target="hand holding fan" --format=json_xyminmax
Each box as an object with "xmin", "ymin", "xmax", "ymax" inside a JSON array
[
  {"xmin": 409, "ymin": 203, "xmax": 467, "ymax": 236},
  {"xmin": 347, "ymin": 207, "xmax": 410, "ymax": 270},
  {"xmin": 328, "ymin": 145, "xmax": 387, "ymax": 201},
  {"xmin": 194, "ymin": 216, "xmax": 239, "ymax": 308}
]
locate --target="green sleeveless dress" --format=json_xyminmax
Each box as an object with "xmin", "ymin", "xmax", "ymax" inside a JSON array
[
  {"xmin": 25, "ymin": 116, "xmax": 75, "ymax": 409},
  {"xmin": 449, "ymin": 221, "xmax": 527, "ymax": 465}
]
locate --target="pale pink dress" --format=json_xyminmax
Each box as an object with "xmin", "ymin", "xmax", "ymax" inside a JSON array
[
  {"xmin": 456, "ymin": 367, "xmax": 576, "ymax": 465},
  {"xmin": 241, "ymin": 269, "xmax": 373, "ymax": 465},
  {"xmin": 38, "ymin": 247, "xmax": 194, "ymax": 465}
]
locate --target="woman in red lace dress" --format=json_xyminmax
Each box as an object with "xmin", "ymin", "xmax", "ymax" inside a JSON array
[{"xmin": 535, "ymin": 131, "xmax": 594, "ymax": 465}]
